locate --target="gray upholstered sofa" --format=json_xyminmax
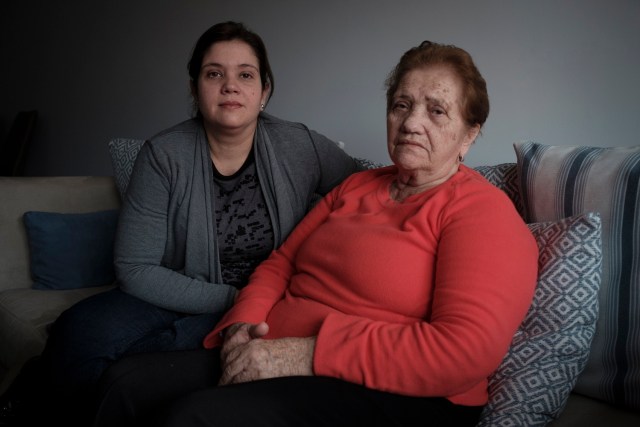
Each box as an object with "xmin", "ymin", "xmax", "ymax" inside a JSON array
[
  {"xmin": 0, "ymin": 176, "xmax": 119, "ymax": 395},
  {"xmin": 0, "ymin": 139, "xmax": 639, "ymax": 426}
]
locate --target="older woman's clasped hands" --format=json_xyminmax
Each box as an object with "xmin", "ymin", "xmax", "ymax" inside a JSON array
[{"xmin": 218, "ymin": 322, "xmax": 314, "ymax": 385}]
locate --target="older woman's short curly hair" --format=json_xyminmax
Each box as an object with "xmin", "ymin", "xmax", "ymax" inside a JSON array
[{"xmin": 385, "ymin": 41, "xmax": 489, "ymax": 129}]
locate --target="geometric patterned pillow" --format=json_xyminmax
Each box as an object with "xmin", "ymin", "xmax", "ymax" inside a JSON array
[
  {"xmin": 353, "ymin": 157, "xmax": 387, "ymax": 170},
  {"xmin": 474, "ymin": 163, "xmax": 524, "ymax": 217},
  {"xmin": 107, "ymin": 138, "xmax": 145, "ymax": 198},
  {"xmin": 515, "ymin": 141, "xmax": 640, "ymax": 411},
  {"xmin": 477, "ymin": 212, "xmax": 602, "ymax": 427}
]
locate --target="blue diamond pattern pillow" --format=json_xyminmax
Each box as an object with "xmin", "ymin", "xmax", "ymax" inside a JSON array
[
  {"xmin": 515, "ymin": 142, "xmax": 640, "ymax": 410},
  {"xmin": 477, "ymin": 212, "xmax": 602, "ymax": 427}
]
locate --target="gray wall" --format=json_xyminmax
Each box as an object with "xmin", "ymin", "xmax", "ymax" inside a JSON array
[{"xmin": 2, "ymin": 0, "xmax": 639, "ymax": 176}]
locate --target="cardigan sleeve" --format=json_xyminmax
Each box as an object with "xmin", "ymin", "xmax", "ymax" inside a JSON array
[{"xmin": 115, "ymin": 141, "xmax": 237, "ymax": 315}]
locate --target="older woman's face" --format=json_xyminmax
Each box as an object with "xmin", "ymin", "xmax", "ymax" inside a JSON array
[
  {"xmin": 387, "ymin": 64, "xmax": 479, "ymax": 177},
  {"xmin": 196, "ymin": 40, "xmax": 269, "ymax": 136}
]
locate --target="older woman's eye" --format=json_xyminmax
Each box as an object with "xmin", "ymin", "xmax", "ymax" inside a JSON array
[
  {"xmin": 431, "ymin": 107, "xmax": 446, "ymax": 116},
  {"xmin": 392, "ymin": 101, "xmax": 409, "ymax": 111}
]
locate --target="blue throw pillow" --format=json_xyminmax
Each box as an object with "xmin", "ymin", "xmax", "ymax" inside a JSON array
[{"xmin": 23, "ymin": 209, "xmax": 119, "ymax": 290}]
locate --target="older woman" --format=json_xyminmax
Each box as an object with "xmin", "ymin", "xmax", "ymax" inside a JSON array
[
  {"xmin": 93, "ymin": 41, "xmax": 538, "ymax": 427},
  {"xmin": 1, "ymin": 21, "xmax": 362, "ymax": 427}
]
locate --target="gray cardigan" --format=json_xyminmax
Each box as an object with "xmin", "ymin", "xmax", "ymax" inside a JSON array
[{"xmin": 114, "ymin": 114, "xmax": 361, "ymax": 314}]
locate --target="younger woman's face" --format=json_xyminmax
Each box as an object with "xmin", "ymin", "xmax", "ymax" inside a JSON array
[{"xmin": 196, "ymin": 40, "xmax": 269, "ymax": 137}]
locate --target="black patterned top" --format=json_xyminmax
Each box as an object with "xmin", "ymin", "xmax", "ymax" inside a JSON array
[{"xmin": 212, "ymin": 152, "xmax": 274, "ymax": 289}]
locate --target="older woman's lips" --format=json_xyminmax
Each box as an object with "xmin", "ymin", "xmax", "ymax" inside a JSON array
[{"xmin": 398, "ymin": 140, "xmax": 423, "ymax": 148}]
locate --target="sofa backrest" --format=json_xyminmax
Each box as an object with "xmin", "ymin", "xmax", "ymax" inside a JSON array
[{"xmin": 0, "ymin": 176, "xmax": 120, "ymax": 292}]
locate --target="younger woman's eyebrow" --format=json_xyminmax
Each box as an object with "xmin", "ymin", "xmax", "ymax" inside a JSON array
[{"xmin": 201, "ymin": 62, "xmax": 259, "ymax": 71}]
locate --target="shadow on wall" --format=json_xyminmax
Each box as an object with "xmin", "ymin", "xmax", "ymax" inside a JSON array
[{"xmin": 0, "ymin": 111, "xmax": 38, "ymax": 176}]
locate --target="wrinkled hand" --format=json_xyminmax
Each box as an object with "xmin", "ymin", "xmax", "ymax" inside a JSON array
[
  {"xmin": 220, "ymin": 322, "xmax": 270, "ymax": 366},
  {"xmin": 219, "ymin": 331, "xmax": 315, "ymax": 386}
]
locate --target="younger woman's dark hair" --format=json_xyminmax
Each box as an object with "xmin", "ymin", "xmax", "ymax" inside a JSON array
[
  {"xmin": 385, "ymin": 41, "xmax": 489, "ymax": 128},
  {"xmin": 187, "ymin": 21, "xmax": 274, "ymax": 115}
]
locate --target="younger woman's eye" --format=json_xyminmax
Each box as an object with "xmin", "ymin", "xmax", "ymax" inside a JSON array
[
  {"xmin": 205, "ymin": 70, "xmax": 222, "ymax": 79},
  {"xmin": 240, "ymin": 72, "xmax": 253, "ymax": 79}
]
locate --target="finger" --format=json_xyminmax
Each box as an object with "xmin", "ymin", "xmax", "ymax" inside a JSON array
[
  {"xmin": 219, "ymin": 355, "xmax": 247, "ymax": 386},
  {"xmin": 249, "ymin": 322, "xmax": 269, "ymax": 338},
  {"xmin": 224, "ymin": 323, "xmax": 249, "ymax": 342},
  {"xmin": 220, "ymin": 338, "xmax": 253, "ymax": 376},
  {"xmin": 220, "ymin": 360, "xmax": 261, "ymax": 386},
  {"xmin": 225, "ymin": 369, "xmax": 256, "ymax": 385},
  {"xmin": 220, "ymin": 324, "xmax": 252, "ymax": 362},
  {"xmin": 219, "ymin": 339, "xmax": 268, "ymax": 385}
]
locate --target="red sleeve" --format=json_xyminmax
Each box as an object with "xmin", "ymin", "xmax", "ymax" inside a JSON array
[
  {"xmin": 203, "ymin": 191, "xmax": 336, "ymax": 348},
  {"xmin": 313, "ymin": 182, "xmax": 538, "ymax": 400}
]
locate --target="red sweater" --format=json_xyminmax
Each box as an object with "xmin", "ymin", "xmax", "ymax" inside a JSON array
[{"xmin": 204, "ymin": 165, "xmax": 538, "ymax": 406}]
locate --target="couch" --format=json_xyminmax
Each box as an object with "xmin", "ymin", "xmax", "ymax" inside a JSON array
[
  {"xmin": 0, "ymin": 176, "xmax": 119, "ymax": 396},
  {"xmin": 0, "ymin": 139, "xmax": 639, "ymax": 426}
]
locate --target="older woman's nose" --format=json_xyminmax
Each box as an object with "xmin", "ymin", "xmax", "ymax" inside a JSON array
[{"xmin": 401, "ymin": 108, "xmax": 425, "ymax": 133}]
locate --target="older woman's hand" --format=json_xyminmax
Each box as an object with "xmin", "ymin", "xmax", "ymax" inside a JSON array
[
  {"xmin": 219, "ymin": 322, "xmax": 270, "ymax": 365},
  {"xmin": 218, "ymin": 333, "xmax": 316, "ymax": 386}
]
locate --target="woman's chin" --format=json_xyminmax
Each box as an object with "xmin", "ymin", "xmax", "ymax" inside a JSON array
[{"xmin": 392, "ymin": 152, "xmax": 426, "ymax": 171}]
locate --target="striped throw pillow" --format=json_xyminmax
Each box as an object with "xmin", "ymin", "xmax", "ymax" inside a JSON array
[{"xmin": 514, "ymin": 141, "xmax": 640, "ymax": 410}]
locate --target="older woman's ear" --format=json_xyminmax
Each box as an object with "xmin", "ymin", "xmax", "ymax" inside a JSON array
[
  {"xmin": 459, "ymin": 124, "xmax": 481, "ymax": 160},
  {"xmin": 467, "ymin": 124, "xmax": 481, "ymax": 143}
]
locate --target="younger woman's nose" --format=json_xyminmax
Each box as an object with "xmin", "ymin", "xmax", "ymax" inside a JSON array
[{"xmin": 221, "ymin": 77, "xmax": 239, "ymax": 93}]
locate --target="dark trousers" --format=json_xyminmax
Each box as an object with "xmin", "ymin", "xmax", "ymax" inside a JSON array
[
  {"xmin": 94, "ymin": 349, "xmax": 483, "ymax": 427},
  {"xmin": 8, "ymin": 288, "xmax": 222, "ymax": 426}
]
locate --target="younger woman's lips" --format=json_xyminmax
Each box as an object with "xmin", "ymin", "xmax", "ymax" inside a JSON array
[{"xmin": 220, "ymin": 102, "xmax": 242, "ymax": 108}]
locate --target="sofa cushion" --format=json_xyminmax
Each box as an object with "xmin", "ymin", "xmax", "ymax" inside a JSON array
[
  {"xmin": 108, "ymin": 138, "xmax": 145, "ymax": 197},
  {"xmin": 549, "ymin": 392, "xmax": 640, "ymax": 426},
  {"xmin": 478, "ymin": 212, "xmax": 602, "ymax": 426},
  {"xmin": 23, "ymin": 210, "xmax": 119, "ymax": 290},
  {"xmin": 514, "ymin": 141, "xmax": 640, "ymax": 411}
]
